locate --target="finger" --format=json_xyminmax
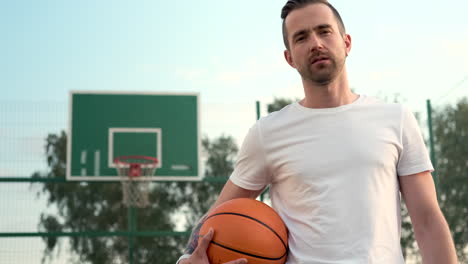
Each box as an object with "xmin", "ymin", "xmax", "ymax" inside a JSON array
[
  {"xmin": 196, "ymin": 228, "xmax": 214, "ymax": 252},
  {"xmin": 225, "ymin": 258, "xmax": 247, "ymax": 264}
]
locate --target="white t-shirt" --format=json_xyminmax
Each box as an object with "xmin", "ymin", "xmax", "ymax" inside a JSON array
[{"xmin": 229, "ymin": 95, "xmax": 433, "ymax": 264}]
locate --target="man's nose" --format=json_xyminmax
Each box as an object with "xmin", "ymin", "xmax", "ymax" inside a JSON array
[{"xmin": 309, "ymin": 34, "xmax": 324, "ymax": 52}]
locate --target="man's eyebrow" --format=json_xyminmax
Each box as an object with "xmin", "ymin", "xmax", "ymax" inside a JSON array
[
  {"xmin": 314, "ymin": 24, "xmax": 332, "ymax": 31},
  {"xmin": 291, "ymin": 29, "xmax": 310, "ymax": 40},
  {"xmin": 291, "ymin": 24, "xmax": 333, "ymax": 40}
]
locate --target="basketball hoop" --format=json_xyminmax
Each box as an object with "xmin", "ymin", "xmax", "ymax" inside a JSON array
[{"xmin": 114, "ymin": 156, "xmax": 158, "ymax": 208}]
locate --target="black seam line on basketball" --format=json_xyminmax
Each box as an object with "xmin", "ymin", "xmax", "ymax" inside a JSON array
[
  {"xmin": 210, "ymin": 240, "xmax": 287, "ymax": 261},
  {"xmin": 206, "ymin": 212, "xmax": 288, "ymax": 252}
]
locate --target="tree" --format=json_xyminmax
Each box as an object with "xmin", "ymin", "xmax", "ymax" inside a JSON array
[
  {"xmin": 33, "ymin": 131, "xmax": 187, "ymax": 263},
  {"xmin": 267, "ymin": 97, "xmax": 296, "ymax": 113},
  {"xmin": 202, "ymin": 135, "xmax": 239, "ymax": 178},
  {"xmin": 181, "ymin": 135, "xmax": 239, "ymax": 228},
  {"xmin": 33, "ymin": 131, "xmax": 239, "ymax": 264},
  {"xmin": 433, "ymin": 98, "xmax": 468, "ymax": 261}
]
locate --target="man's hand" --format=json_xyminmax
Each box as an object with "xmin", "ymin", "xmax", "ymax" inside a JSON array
[{"xmin": 180, "ymin": 228, "xmax": 247, "ymax": 264}]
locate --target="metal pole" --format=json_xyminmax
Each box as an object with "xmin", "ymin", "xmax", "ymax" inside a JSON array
[
  {"xmin": 0, "ymin": 176, "xmax": 230, "ymax": 183},
  {"xmin": 426, "ymin": 99, "xmax": 439, "ymax": 199},
  {"xmin": 0, "ymin": 231, "xmax": 191, "ymax": 237},
  {"xmin": 256, "ymin": 101, "xmax": 266, "ymax": 202},
  {"xmin": 128, "ymin": 206, "xmax": 136, "ymax": 264},
  {"xmin": 256, "ymin": 101, "xmax": 261, "ymax": 121}
]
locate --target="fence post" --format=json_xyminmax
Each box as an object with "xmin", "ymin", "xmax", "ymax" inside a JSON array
[
  {"xmin": 128, "ymin": 206, "xmax": 136, "ymax": 264},
  {"xmin": 426, "ymin": 99, "xmax": 439, "ymax": 200}
]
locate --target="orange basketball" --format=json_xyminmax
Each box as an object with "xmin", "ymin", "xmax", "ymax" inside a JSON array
[{"xmin": 199, "ymin": 198, "xmax": 288, "ymax": 264}]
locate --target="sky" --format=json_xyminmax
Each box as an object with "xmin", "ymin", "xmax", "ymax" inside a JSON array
[
  {"xmin": 1, "ymin": 1, "xmax": 467, "ymax": 262},
  {"xmin": 2, "ymin": 0, "xmax": 468, "ymax": 148}
]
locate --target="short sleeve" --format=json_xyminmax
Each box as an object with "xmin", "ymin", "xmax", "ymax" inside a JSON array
[
  {"xmin": 397, "ymin": 106, "xmax": 434, "ymax": 176},
  {"xmin": 229, "ymin": 122, "xmax": 270, "ymax": 190}
]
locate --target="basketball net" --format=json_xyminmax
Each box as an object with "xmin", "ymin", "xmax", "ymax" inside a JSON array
[{"xmin": 114, "ymin": 156, "xmax": 158, "ymax": 208}]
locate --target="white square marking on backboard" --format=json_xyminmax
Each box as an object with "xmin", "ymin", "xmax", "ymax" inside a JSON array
[{"xmin": 108, "ymin": 128, "xmax": 162, "ymax": 169}]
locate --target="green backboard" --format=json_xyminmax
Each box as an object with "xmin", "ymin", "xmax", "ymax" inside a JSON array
[{"xmin": 67, "ymin": 91, "xmax": 201, "ymax": 181}]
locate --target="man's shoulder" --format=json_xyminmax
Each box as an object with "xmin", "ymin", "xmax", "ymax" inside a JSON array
[
  {"xmin": 246, "ymin": 102, "xmax": 298, "ymax": 138},
  {"xmin": 258, "ymin": 102, "xmax": 298, "ymax": 123},
  {"xmin": 359, "ymin": 95, "xmax": 405, "ymax": 112}
]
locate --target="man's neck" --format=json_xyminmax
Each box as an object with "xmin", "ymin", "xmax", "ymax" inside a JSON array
[{"xmin": 300, "ymin": 71, "xmax": 357, "ymax": 109}]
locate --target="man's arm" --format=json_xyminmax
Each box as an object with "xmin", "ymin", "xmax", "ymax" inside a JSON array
[
  {"xmin": 178, "ymin": 180, "xmax": 264, "ymax": 264},
  {"xmin": 399, "ymin": 171, "xmax": 458, "ymax": 263}
]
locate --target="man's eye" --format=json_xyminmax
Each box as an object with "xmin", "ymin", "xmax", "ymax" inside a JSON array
[
  {"xmin": 321, "ymin": 30, "xmax": 331, "ymax": 35},
  {"xmin": 296, "ymin": 36, "xmax": 305, "ymax": 42}
]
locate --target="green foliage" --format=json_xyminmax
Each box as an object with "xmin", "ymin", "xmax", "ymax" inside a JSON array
[
  {"xmin": 433, "ymin": 98, "xmax": 468, "ymax": 261},
  {"xmin": 32, "ymin": 131, "xmax": 238, "ymax": 263},
  {"xmin": 267, "ymin": 97, "xmax": 296, "ymax": 113},
  {"xmin": 376, "ymin": 91, "xmax": 407, "ymax": 104},
  {"xmin": 202, "ymin": 135, "xmax": 239, "ymax": 178},
  {"xmin": 33, "ymin": 131, "xmax": 187, "ymax": 263},
  {"xmin": 182, "ymin": 135, "xmax": 238, "ymax": 228}
]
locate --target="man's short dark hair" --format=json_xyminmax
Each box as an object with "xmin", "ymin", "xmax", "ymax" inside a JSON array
[{"xmin": 281, "ymin": 0, "xmax": 346, "ymax": 50}]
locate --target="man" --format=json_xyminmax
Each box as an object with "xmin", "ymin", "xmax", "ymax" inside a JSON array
[{"xmin": 178, "ymin": 0, "xmax": 458, "ymax": 263}]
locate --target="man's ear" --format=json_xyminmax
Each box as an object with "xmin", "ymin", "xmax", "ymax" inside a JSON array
[
  {"xmin": 284, "ymin": 49, "xmax": 296, "ymax": 68},
  {"xmin": 344, "ymin": 34, "xmax": 352, "ymax": 56}
]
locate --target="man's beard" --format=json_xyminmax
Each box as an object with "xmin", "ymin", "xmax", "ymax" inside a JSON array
[{"xmin": 298, "ymin": 52, "xmax": 345, "ymax": 85}]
